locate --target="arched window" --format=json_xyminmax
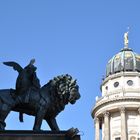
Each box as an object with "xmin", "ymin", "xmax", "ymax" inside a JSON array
[{"xmin": 130, "ymin": 136, "xmax": 136, "ymax": 140}]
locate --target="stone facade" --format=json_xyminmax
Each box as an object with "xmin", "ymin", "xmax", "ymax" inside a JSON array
[{"xmin": 92, "ymin": 71, "xmax": 140, "ymax": 140}]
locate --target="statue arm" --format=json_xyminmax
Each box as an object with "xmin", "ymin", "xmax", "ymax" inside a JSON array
[{"xmin": 32, "ymin": 72, "xmax": 41, "ymax": 89}]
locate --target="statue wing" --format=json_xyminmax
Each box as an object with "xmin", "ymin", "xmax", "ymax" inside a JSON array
[{"xmin": 3, "ymin": 61, "xmax": 23, "ymax": 73}]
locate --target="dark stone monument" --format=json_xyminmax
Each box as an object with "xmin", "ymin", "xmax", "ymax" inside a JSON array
[
  {"xmin": 0, "ymin": 130, "xmax": 80, "ymax": 140},
  {"xmin": 0, "ymin": 59, "xmax": 81, "ymax": 140}
]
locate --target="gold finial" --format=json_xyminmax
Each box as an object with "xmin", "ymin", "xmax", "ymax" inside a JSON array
[{"xmin": 124, "ymin": 27, "xmax": 129, "ymax": 48}]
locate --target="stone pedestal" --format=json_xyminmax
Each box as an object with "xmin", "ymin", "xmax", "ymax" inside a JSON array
[{"xmin": 0, "ymin": 130, "xmax": 80, "ymax": 140}]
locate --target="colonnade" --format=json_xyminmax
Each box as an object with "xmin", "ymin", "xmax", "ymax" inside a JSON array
[{"xmin": 94, "ymin": 107, "xmax": 128, "ymax": 140}]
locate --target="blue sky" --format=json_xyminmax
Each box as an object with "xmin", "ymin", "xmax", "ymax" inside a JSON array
[{"xmin": 0, "ymin": 0, "xmax": 140, "ymax": 140}]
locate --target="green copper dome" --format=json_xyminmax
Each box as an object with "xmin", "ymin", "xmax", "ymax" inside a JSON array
[{"xmin": 106, "ymin": 48, "xmax": 140, "ymax": 77}]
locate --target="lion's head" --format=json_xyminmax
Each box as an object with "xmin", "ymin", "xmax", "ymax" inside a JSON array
[
  {"xmin": 52, "ymin": 74, "xmax": 81, "ymax": 105},
  {"xmin": 68, "ymin": 80, "xmax": 80, "ymax": 104}
]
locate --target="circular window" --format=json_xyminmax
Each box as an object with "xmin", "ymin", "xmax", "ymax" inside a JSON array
[
  {"xmin": 127, "ymin": 80, "xmax": 133, "ymax": 86},
  {"xmin": 114, "ymin": 82, "xmax": 119, "ymax": 88}
]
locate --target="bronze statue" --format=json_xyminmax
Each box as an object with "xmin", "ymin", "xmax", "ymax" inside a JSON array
[
  {"xmin": 0, "ymin": 60, "xmax": 80, "ymax": 131},
  {"xmin": 3, "ymin": 59, "xmax": 41, "ymax": 104}
]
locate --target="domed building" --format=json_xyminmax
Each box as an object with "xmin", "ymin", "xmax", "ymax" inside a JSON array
[{"xmin": 91, "ymin": 32, "xmax": 140, "ymax": 140}]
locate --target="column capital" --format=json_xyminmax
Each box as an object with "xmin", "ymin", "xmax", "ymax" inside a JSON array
[
  {"xmin": 94, "ymin": 116, "xmax": 99, "ymax": 122},
  {"xmin": 103, "ymin": 111, "xmax": 110, "ymax": 117},
  {"xmin": 94, "ymin": 116, "xmax": 99, "ymax": 123},
  {"xmin": 119, "ymin": 106, "xmax": 126, "ymax": 114}
]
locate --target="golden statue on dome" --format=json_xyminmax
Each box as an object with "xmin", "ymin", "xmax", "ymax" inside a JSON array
[{"xmin": 124, "ymin": 27, "xmax": 129, "ymax": 48}]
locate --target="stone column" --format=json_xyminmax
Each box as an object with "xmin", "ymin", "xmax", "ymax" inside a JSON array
[
  {"xmin": 104, "ymin": 111, "xmax": 110, "ymax": 140},
  {"xmin": 120, "ymin": 107, "xmax": 127, "ymax": 140},
  {"xmin": 95, "ymin": 117, "xmax": 100, "ymax": 140},
  {"xmin": 138, "ymin": 107, "xmax": 140, "ymax": 136}
]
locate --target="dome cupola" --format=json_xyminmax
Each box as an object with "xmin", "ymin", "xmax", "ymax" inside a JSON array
[{"xmin": 106, "ymin": 31, "xmax": 140, "ymax": 77}]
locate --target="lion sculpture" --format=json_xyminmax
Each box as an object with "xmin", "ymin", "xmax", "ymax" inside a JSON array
[{"xmin": 0, "ymin": 62, "xmax": 80, "ymax": 131}]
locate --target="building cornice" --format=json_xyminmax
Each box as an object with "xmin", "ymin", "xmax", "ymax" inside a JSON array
[
  {"xmin": 91, "ymin": 97, "xmax": 140, "ymax": 118},
  {"xmin": 96, "ymin": 88, "xmax": 140, "ymax": 104}
]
